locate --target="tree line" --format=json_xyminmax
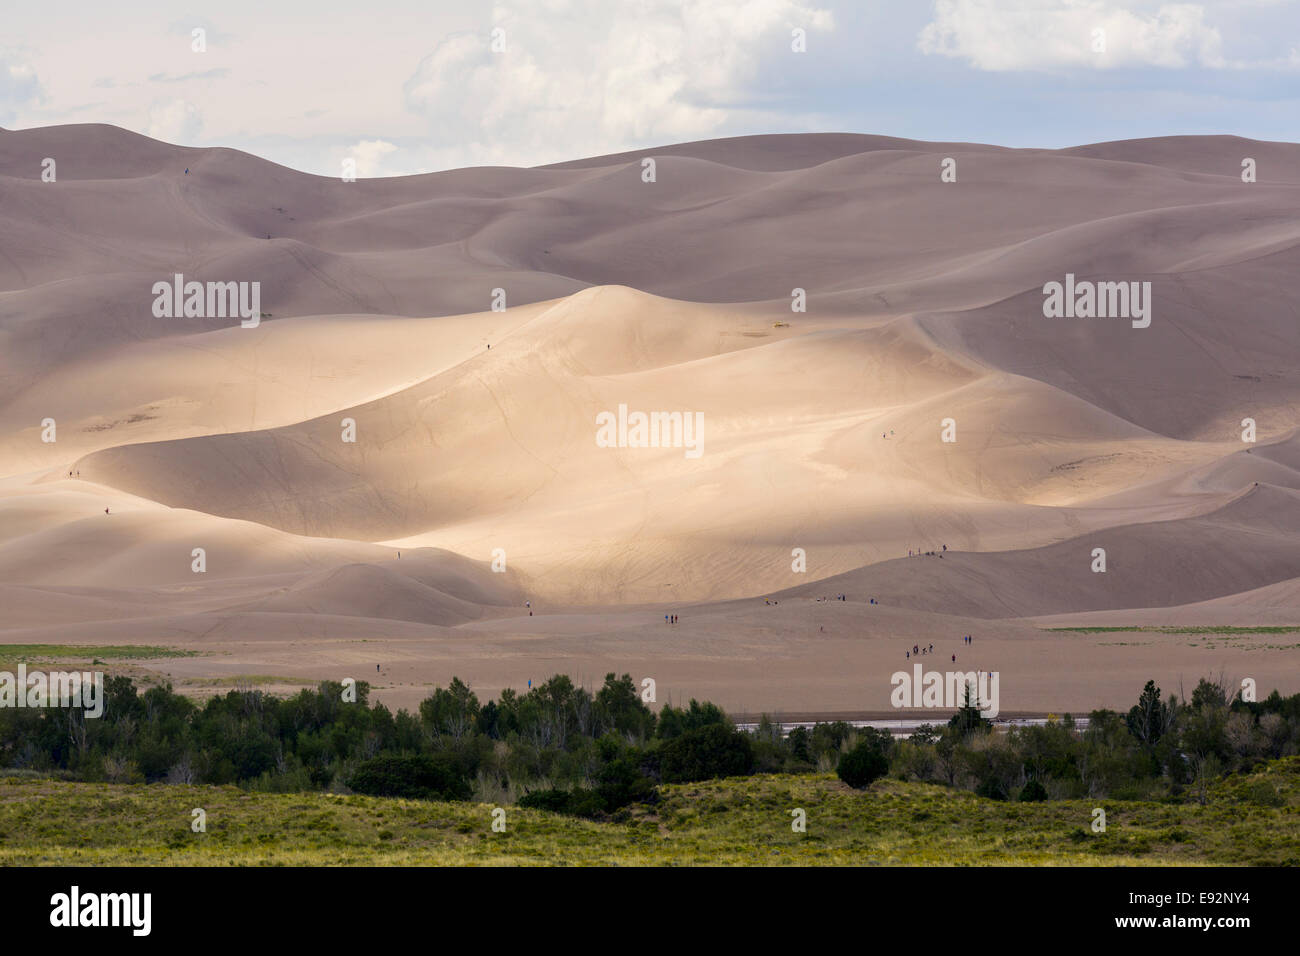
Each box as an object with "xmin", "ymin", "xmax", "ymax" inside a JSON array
[{"xmin": 2, "ymin": 672, "xmax": 1296, "ymax": 817}]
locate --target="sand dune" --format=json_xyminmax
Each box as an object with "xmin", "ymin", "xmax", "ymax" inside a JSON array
[{"xmin": 3, "ymin": 125, "xmax": 1300, "ymax": 712}]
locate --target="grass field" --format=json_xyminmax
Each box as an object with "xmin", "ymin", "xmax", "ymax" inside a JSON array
[
  {"xmin": 0, "ymin": 645, "xmax": 196, "ymax": 664},
  {"xmin": 2, "ymin": 758, "xmax": 1296, "ymax": 866}
]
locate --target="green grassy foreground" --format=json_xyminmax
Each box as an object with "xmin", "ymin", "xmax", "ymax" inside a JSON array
[{"xmin": 2, "ymin": 758, "xmax": 1296, "ymax": 866}]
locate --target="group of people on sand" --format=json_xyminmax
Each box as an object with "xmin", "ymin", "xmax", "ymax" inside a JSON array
[
  {"xmin": 905, "ymin": 635, "xmax": 971, "ymax": 662},
  {"xmin": 665, "ymin": 613, "xmax": 678, "ymax": 624},
  {"xmin": 909, "ymin": 544, "xmax": 948, "ymax": 558},
  {"xmin": 816, "ymin": 594, "xmax": 848, "ymax": 603}
]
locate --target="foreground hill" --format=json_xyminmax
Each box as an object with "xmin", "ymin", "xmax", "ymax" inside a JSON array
[{"xmin": 1, "ymin": 758, "xmax": 1296, "ymax": 865}]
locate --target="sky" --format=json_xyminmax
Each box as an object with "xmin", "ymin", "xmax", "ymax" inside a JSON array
[{"xmin": 2, "ymin": 0, "xmax": 1298, "ymax": 176}]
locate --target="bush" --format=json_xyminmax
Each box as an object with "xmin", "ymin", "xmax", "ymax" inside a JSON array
[
  {"xmin": 658, "ymin": 725, "xmax": 755, "ymax": 783},
  {"xmin": 347, "ymin": 754, "xmax": 470, "ymax": 801},
  {"xmin": 837, "ymin": 740, "xmax": 889, "ymax": 789},
  {"xmin": 517, "ymin": 786, "xmax": 620, "ymax": 819},
  {"xmin": 1018, "ymin": 778, "xmax": 1049, "ymax": 802},
  {"xmin": 517, "ymin": 788, "xmax": 574, "ymax": 814}
]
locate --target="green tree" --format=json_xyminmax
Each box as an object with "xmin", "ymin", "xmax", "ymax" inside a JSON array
[
  {"xmin": 594, "ymin": 673, "xmax": 655, "ymax": 741},
  {"xmin": 419, "ymin": 677, "xmax": 480, "ymax": 745},
  {"xmin": 1125, "ymin": 680, "xmax": 1170, "ymax": 747}
]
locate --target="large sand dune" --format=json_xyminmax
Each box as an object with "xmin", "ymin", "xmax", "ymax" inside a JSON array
[{"xmin": 2, "ymin": 125, "xmax": 1298, "ymax": 714}]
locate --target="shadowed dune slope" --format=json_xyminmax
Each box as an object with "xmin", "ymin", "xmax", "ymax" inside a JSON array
[{"xmin": 778, "ymin": 485, "xmax": 1300, "ymax": 619}]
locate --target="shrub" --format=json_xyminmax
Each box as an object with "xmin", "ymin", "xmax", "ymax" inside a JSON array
[
  {"xmin": 517, "ymin": 788, "xmax": 573, "ymax": 814},
  {"xmin": 347, "ymin": 754, "xmax": 470, "ymax": 801},
  {"xmin": 837, "ymin": 740, "xmax": 889, "ymax": 789},
  {"xmin": 1018, "ymin": 778, "xmax": 1049, "ymax": 802},
  {"xmin": 659, "ymin": 725, "xmax": 754, "ymax": 783}
]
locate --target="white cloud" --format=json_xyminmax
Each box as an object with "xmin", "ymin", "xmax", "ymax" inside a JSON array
[
  {"xmin": 345, "ymin": 139, "xmax": 399, "ymax": 177},
  {"xmin": 145, "ymin": 98, "xmax": 203, "ymax": 143},
  {"xmin": 0, "ymin": 58, "xmax": 43, "ymax": 124},
  {"xmin": 403, "ymin": 0, "xmax": 834, "ymax": 167},
  {"xmin": 918, "ymin": 1, "xmax": 1227, "ymax": 71}
]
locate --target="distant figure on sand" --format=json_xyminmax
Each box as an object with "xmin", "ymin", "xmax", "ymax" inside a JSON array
[{"xmin": 104, "ymin": 507, "xmax": 110, "ymax": 515}]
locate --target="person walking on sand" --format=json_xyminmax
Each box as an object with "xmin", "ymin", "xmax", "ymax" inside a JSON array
[
  {"xmin": 104, "ymin": 507, "xmax": 110, "ymax": 515},
  {"xmin": 952, "ymin": 654, "xmax": 956, "ymax": 663}
]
